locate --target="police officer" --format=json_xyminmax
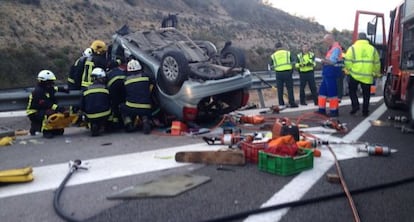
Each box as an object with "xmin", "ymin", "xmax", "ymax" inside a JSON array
[
  {"xmin": 80, "ymin": 68, "xmax": 111, "ymax": 136},
  {"xmin": 106, "ymin": 58, "xmax": 127, "ymax": 129},
  {"xmin": 81, "ymin": 40, "xmax": 108, "ymax": 90},
  {"xmin": 120, "ymin": 59, "xmax": 153, "ymax": 134},
  {"xmin": 26, "ymin": 70, "xmax": 68, "ymax": 138},
  {"xmin": 67, "ymin": 48, "xmax": 93, "ymax": 90},
  {"xmin": 317, "ymin": 34, "xmax": 343, "ymax": 117},
  {"xmin": 344, "ymin": 33, "xmax": 381, "ymax": 117},
  {"xmin": 295, "ymin": 43, "xmax": 318, "ymax": 106},
  {"xmin": 270, "ymin": 42, "xmax": 298, "ymax": 108}
]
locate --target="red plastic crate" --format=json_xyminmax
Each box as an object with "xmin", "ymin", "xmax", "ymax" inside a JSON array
[{"xmin": 241, "ymin": 141, "xmax": 268, "ymax": 163}]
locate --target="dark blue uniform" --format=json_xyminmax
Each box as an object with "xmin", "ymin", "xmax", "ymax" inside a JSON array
[
  {"xmin": 120, "ymin": 71, "xmax": 153, "ymax": 132},
  {"xmin": 107, "ymin": 66, "xmax": 126, "ymax": 127},
  {"xmin": 81, "ymin": 82, "xmax": 111, "ymax": 136}
]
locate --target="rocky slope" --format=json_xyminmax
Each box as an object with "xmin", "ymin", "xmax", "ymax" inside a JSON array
[{"xmin": 0, "ymin": 0, "xmax": 347, "ymax": 88}]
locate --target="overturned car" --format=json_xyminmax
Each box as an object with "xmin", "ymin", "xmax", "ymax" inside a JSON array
[{"xmin": 110, "ymin": 26, "xmax": 252, "ymax": 122}]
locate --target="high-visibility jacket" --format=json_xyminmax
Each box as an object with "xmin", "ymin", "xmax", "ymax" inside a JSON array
[
  {"xmin": 271, "ymin": 50, "xmax": 293, "ymax": 72},
  {"xmin": 295, "ymin": 52, "xmax": 315, "ymax": 72},
  {"xmin": 26, "ymin": 85, "xmax": 64, "ymax": 116},
  {"xmin": 344, "ymin": 40, "xmax": 380, "ymax": 84},
  {"xmin": 81, "ymin": 55, "xmax": 108, "ymax": 88},
  {"xmin": 67, "ymin": 56, "xmax": 87, "ymax": 90},
  {"xmin": 124, "ymin": 72, "xmax": 153, "ymax": 110},
  {"xmin": 81, "ymin": 83, "xmax": 111, "ymax": 119}
]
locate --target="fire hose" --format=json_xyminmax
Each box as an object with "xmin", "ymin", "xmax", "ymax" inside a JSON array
[{"xmin": 53, "ymin": 160, "xmax": 88, "ymax": 222}]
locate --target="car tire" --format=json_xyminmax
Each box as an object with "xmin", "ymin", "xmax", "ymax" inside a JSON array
[
  {"xmin": 384, "ymin": 73, "xmax": 399, "ymax": 109},
  {"xmin": 220, "ymin": 46, "xmax": 246, "ymax": 68},
  {"xmin": 158, "ymin": 51, "xmax": 189, "ymax": 95}
]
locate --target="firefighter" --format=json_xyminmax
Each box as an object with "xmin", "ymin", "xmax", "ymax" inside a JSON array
[
  {"xmin": 295, "ymin": 43, "xmax": 318, "ymax": 106},
  {"xmin": 344, "ymin": 33, "xmax": 381, "ymax": 117},
  {"xmin": 317, "ymin": 34, "xmax": 343, "ymax": 117},
  {"xmin": 67, "ymin": 48, "xmax": 93, "ymax": 90},
  {"xmin": 26, "ymin": 70, "xmax": 69, "ymax": 138},
  {"xmin": 120, "ymin": 59, "xmax": 153, "ymax": 134},
  {"xmin": 81, "ymin": 40, "xmax": 108, "ymax": 90},
  {"xmin": 80, "ymin": 68, "xmax": 111, "ymax": 136},
  {"xmin": 270, "ymin": 42, "xmax": 298, "ymax": 108},
  {"xmin": 106, "ymin": 58, "xmax": 127, "ymax": 129}
]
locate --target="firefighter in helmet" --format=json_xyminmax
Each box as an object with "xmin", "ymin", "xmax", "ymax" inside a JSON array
[
  {"xmin": 81, "ymin": 40, "xmax": 108, "ymax": 90},
  {"xmin": 80, "ymin": 67, "xmax": 111, "ymax": 136},
  {"xmin": 26, "ymin": 70, "xmax": 69, "ymax": 138},
  {"xmin": 120, "ymin": 59, "xmax": 153, "ymax": 134}
]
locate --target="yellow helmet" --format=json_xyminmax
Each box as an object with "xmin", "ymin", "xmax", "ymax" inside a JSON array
[{"xmin": 90, "ymin": 40, "xmax": 107, "ymax": 55}]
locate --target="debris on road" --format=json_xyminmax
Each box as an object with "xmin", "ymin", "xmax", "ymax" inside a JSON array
[
  {"xmin": 107, "ymin": 174, "xmax": 211, "ymax": 200},
  {"xmin": 175, "ymin": 149, "xmax": 246, "ymax": 165},
  {"xmin": 326, "ymin": 173, "xmax": 341, "ymax": 184}
]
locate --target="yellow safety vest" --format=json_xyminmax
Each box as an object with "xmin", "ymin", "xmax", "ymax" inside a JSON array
[
  {"xmin": 295, "ymin": 52, "xmax": 315, "ymax": 72},
  {"xmin": 81, "ymin": 57, "xmax": 94, "ymax": 88},
  {"xmin": 344, "ymin": 40, "xmax": 380, "ymax": 84},
  {"xmin": 271, "ymin": 50, "xmax": 293, "ymax": 72}
]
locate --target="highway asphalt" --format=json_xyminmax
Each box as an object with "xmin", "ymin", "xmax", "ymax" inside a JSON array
[{"xmin": 0, "ymin": 99, "xmax": 413, "ymax": 222}]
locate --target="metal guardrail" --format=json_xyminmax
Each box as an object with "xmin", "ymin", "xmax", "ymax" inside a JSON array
[
  {"xmin": 0, "ymin": 71, "xmax": 322, "ymax": 113},
  {"xmin": 251, "ymin": 70, "xmax": 322, "ymax": 108}
]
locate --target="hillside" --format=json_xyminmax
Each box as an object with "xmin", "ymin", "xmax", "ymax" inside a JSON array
[{"xmin": 0, "ymin": 0, "xmax": 349, "ymax": 88}]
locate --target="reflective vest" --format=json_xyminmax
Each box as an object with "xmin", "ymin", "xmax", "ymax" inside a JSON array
[
  {"xmin": 26, "ymin": 86, "xmax": 59, "ymax": 115},
  {"xmin": 296, "ymin": 52, "xmax": 315, "ymax": 72},
  {"xmin": 82, "ymin": 83, "xmax": 111, "ymax": 119},
  {"xmin": 344, "ymin": 40, "xmax": 380, "ymax": 84},
  {"xmin": 271, "ymin": 50, "xmax": 293, "ymax": 72},
  {"xmin": 124, "ymin": 73, "xmax": 152, "ymax": 110},
  {"xmin": 81, "ymin": 57, "xmax": 94, "ymax": 88}
]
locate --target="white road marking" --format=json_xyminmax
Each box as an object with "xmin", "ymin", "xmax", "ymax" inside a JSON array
[
  {"xmin": 244, "ymin": 103, "xmax": 387, "ymax": 222},
  {"xmin": 238, "ymin": 96, "xmax": 382, "ymax": 116},
  {"xmin": 0, "ymin": 143, "xmax": 222, "ymax": 199}
]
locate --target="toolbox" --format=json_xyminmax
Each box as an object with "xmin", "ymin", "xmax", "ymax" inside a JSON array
[
  {"xmin": 258, "ymin": 148, "xmax": 314, "ymax": 176},
  {"xmin": 240, "ymin": 141, "xmax": 267, "ymax": 163}
]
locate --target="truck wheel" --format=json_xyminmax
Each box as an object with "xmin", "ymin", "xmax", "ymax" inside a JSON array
[
  {"xmin": 220, "ymin": 46, "xmax": 246, "ymax": 68},
  {"xmin": 157, "ymin": 51, "xmax": 189, "ymax": 95},
  {"xmin": 384, "ymin": 73, "xmax": 399, "ymax": 109}
]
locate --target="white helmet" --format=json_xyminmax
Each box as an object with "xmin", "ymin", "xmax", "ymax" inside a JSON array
[
  {"xmin": 91, "ymin": 67, "xmax": 106, "ymax": 78},
  {"xmin": 127, "ymin": 59, "xmax": 142, "ymax": 72},
  {"xmin": 37, "ymin": 70, "xmax": 56, "ymax": 81},
  {"xmin": 82, "ymin": 48, "xmax": 93, "ymax": 57}
]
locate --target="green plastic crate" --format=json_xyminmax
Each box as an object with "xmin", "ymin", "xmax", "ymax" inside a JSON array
[{"xmin": 258, "ymin": 148, "xmax": 314, "ymax": 176}]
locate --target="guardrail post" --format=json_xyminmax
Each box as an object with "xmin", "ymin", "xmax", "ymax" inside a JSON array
[{"xmin": 256, "ymin": 89, "xmax": 266, "ymax": 108}]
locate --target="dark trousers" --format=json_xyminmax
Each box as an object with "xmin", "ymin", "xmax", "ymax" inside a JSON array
[
  {"xmin": 337, "ymin": 72, "xmax": 345, "ymax": 99},
  {"xmin": 276, "ymin": 70, "xmax": 295, "ymax": 106},
  {"xmin": 349, "ymin": 75, "xmax": 371, "ymax": 114},
  {"xmin": 299, "ymin": 71, "xmax": 318, "ymax": 104}
]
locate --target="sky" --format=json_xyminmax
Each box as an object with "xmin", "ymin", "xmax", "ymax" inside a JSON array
[{"xmin": 269, "ymin": 0, "xmax": 403, "ymax": 31}]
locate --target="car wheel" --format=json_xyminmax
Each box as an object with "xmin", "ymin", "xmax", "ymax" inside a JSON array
[
  {"xmin": 384, "ymin": 73, "xmax": 399, "ymax": 109},
  {"xmin": 220, "ymin": 46, "xmax": 246, "ymax": 68},
  {"xmin": 158, "ymin": 51, "xmax": 189, "ymax": 95}
]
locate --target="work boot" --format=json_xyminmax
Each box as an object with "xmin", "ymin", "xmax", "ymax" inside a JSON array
[
  {"xmin": 91, "ymin": 124, "xmax": 100, "ymax": 137},
  {"xmin": 289, "ymin": 103, "xmax": 299, "ymax": 108},
  {"xmin": 30, "ymin": 122, "xmax": 41, "ymax": 136},
  {"xmin": 350, "ymin": 107, "xmax": 360, "ymax": 115},
  {"xmin": 142, "ymin": 116, "xmax": 151, "ymax": 135},
  {"xmin": 42, "ymin": 130, "xmax": 54, "ymax": 139}
]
